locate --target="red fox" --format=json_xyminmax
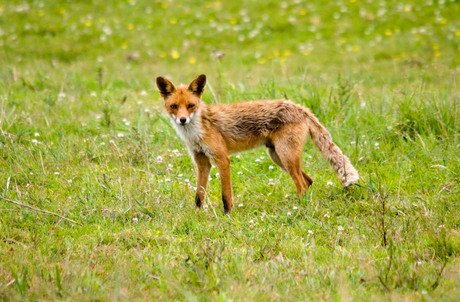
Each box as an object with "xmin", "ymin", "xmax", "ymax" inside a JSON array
[{"xmin": 156, "ymin": 74, "xmax": 359, "ymax": 213}]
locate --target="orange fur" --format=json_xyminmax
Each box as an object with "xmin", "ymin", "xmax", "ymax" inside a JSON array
[{"xmin": 156, "ymin": 74, "xmax": 359, "ymax": 213}]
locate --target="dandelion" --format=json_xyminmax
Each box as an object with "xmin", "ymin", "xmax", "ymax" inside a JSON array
[
  {"xmin": 268, "ymin": 179, "xmax": 274, "ymax": 186},
  {"xmin": 229, "ymin": 18, "xmax": 238, "ymax": 25},
  {"xmin": 282, "ymin": 50, "xmax": 291, "ymax": 57},
  {"xmin": 85, "ymin": 20, "xmax": 92, "ymax": 27},
  {"xmin": 299, "ymin": 9, "xmax": 307, "ymax": 15},
  {"xmin": 403, "ymin": 5, "xmax": 411, "ymax": 12},
  {"xmin": 170, "ymin": 18, "xmax": 177, "ymax": 25},
  {"xmin": 456, "ymin": 30, "xmax": 460, "ymax": 36},
  {"xmin": 338, "ymin": 226, "xmax": 344, "ymax": 231},
  {"xmin": 352, "ymin": 46, "xmax": 360, "ymax": 52},
  {"xmin": 384, "ymin": 29, "xmax": 392, "ymax": 36},
  {"xmin": 171, "ymin": 50, "xmax": 180, "ymax": 59},
  {"xmin": 258, "ymin": 58, "xmax": 266, "ymax": 64},
  {"xmin": 189, "ymin": 57, "xmax": 197, "ymax": 64},
  {"xmin": 303, "ymin": 51, "xmax": 311, "ymax": 56},
  {"xmin": 38, "ymin": 10, "xmax": 45, "ymax": 17},
  {"xmin": 121, "ymin": 43, "xmax": 128, "ymax": 50}
]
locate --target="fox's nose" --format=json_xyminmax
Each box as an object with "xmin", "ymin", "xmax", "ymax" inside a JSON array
[{"xmin": 179, "ymin": 117, "xmax": 187, "ymax": 124}]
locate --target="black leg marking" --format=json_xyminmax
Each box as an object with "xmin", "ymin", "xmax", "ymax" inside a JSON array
[
  {"xmin": 195, "ymin": 194, "xmax": 202, "ymax": 208},
  {"xmin": 222, "ymin": 194, "xmax": 230, "ymax": 214}
]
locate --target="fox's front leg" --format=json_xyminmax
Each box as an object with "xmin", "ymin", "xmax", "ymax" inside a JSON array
[
  {"xmin": 214, "ymin": 153, "xmax": 233, "ymax": 214},
  {"xmin": 193, "ymin": 152, "xmax": 211, "ymax": 208}
]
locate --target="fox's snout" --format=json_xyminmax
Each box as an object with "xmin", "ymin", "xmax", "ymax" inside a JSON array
[{"xmin": 171, "ymin": 111, "xmax": 195, "ymax": 125}]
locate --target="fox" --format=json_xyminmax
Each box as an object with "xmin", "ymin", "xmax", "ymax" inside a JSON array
[{"xmin": 156, "ymin": 74, "xmax": 359, "ymax": 213}]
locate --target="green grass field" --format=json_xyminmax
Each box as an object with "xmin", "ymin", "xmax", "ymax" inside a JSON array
[{"xmin": 1, "ymin": 0, "xmax": 459, "ymax": 300}]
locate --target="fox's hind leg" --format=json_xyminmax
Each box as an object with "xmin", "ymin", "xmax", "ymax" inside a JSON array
[
  {"xmin": 269, "ymin": 124, "xmax": 313, "ymax": 194},
  {"xmin": 267, "ymin": 146, "xmax": 313, "ymax": 188}
]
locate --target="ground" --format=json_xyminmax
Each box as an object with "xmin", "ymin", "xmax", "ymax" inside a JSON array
[{"xmin": 0, "ymin": 0, "xmax": 459, "ymax": 301}]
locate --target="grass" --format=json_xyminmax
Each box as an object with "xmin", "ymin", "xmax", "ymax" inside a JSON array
[{"xmin": 0, "ymin": 0, "xmax": 459, "ymax": 300}]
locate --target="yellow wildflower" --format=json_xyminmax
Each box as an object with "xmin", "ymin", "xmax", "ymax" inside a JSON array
[{"xmin": 171, "ymin": 50, "xmax": 180, "ymax": 59}]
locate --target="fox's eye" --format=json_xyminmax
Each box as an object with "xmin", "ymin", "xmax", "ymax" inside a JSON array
[
  {"xmin": 170, "ymin": 104, "xmax": 178, "ymax": 110},
  {"xmin": 187, "ymin": 104, "xmax": 195, "ymax": 109}
]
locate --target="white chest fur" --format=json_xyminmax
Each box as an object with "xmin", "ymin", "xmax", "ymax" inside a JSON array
[{"xmin": 169, "ymin": 112, "xmax": 213, "ymax": 159}]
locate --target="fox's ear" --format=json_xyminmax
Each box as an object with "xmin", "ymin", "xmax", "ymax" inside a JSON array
[
  {"xmin": 156, "ymin": 76, "xmax": 176, "ymax": 99},
  {"xmin": 187, "ymin": 74, "xmax": 206, "ymax": 97}
]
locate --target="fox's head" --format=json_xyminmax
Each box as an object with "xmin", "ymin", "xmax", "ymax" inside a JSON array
[{"xmin": 156, "ymin": 74, "xmax": 206, "ymax": 125}]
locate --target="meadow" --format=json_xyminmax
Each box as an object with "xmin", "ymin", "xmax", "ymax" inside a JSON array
[{"xmin": 0, "ymin": 0, "xmax": 459, "ymax": 300}]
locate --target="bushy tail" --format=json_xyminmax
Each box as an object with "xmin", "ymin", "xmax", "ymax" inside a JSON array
[{"xmin": 305, "ymin": 110, "xmax": 359, "ymax": 186}]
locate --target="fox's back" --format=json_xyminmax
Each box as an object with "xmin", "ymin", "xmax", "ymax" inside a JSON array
[{"xmin": 203, "ymin": 99, "xmax": 307, "ymax": 140}]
